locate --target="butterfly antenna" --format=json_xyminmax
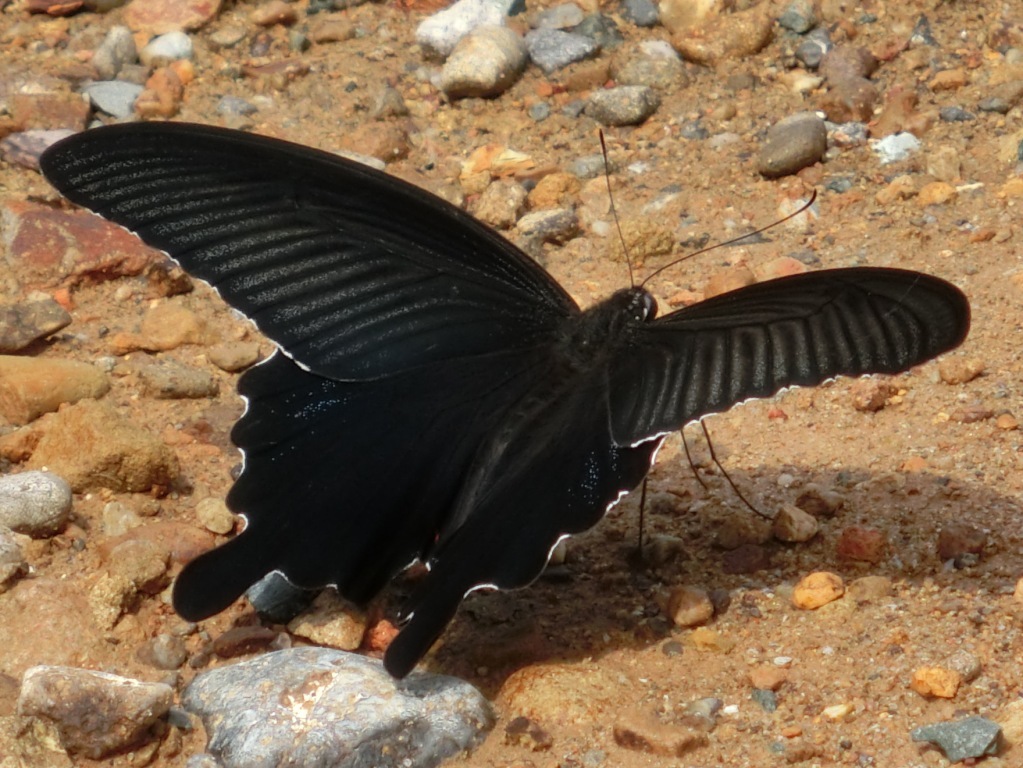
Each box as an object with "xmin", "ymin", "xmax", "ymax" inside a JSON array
[
  {"xmin": 701, "ymin": 420, "xmax": 772, "ymax": 521},
  {"xmin": 681, "ymin": 426, "xmax": 709, "ymax": 491},
  {"xmin": 600, "ymin": 131, "xmax": 636, "ymax": 288},
  {"xmin": 640, "ymin": 190, "xmax": 818, "ymax": 288}
]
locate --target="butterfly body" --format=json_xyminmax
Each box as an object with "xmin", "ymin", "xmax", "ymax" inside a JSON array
[{"xmin": 39, "ymin": 123, "xmax": 970, "ymax": 677}]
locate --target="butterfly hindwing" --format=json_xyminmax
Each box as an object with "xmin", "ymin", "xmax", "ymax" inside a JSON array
[
  {"xmin": 606, "ymin": 268, "xmax": 970, "ymax": 445},
  {"xmin": 40, "ymin": 123, "xmax": 578, "ymax": 380}
]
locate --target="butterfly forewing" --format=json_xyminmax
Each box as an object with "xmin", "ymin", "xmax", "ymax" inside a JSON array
[
  {"xmin": 607, "ymin": 268, "xmax": 970, "ymax": 445},
  {"xmin": 40, "ymin": 123, "xmax": 578, "ymax": 381}
]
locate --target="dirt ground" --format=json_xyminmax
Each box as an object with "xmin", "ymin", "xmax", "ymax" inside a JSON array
[{"xmin": 1, "ymin": 0, "xmax": 1022, "ymax": 765}]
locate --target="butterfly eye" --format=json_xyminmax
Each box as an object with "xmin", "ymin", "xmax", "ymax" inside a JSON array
[{"xmin": 640, "ymin": 292, "xmax": 657, "ymax": 322}]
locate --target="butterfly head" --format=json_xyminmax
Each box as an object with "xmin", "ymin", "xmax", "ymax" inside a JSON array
[{"xmin": 620, "ymin": 287, "xmax": 658, "ymax": 323}]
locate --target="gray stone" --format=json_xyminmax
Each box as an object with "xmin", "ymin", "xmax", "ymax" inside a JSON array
[
  {"xmin": 532, "ymin": 3, "xmax": 583, "ymax": 29},
  {"xmin": 778, "ymin": 0, "xmax": 816, "ymax": 33},
  {"xmin": 610, "ymin": 40, "xmax": 688, "ymax": 91},
  {"xmin": 137, "ymin": 633, "xmax": 189, "ymax": 670},
  {"xmin": 585, "ymin": 85, "xmax": 660, "ymax": 126},
  {"xmin": 92, "ymin": 25, "xmax": 137, "ymax": 80},
  {"xmin": 0, "ymin": 471, "xmax": 72, "ymax": 538},
  {"xmin": 439, "ymin": 25, "xmax": 527, "ymax": 99},
  {"xmin": 216, "ymin": 96, "xmax": 258, "ymax": 117},
  {"xmin": 871, "ymin": 132, "xmax": 921, "ymax": 165},
  {"xmin": 939, "ymin": 105, "xmax": 975, "ymax": 122},
  {"xmin": 795, "ymin": 26, "xmax": 831, "ymax": 69},
  {"xmin": 416, "ymin": 0, "xmax": 517, "ymax": 58},
  {"xmin": 758, "ymin": 111, "xmax": 827, "ymax": 178},
  {"xmin": 183, "ymin": 648, "xmax": 494, "ymax": 768},
  {"xmin": 619, "ymin": 0, "xmax": 658, "ymax": 27},
  {"xmin": 516, "ymin": 208, "xmax": 579, "ymax": 243},
  {"xmin": 140, "ymin": 30, "xmax": 194, "ymax": 66},
  {"xmin": 910, "ymin": 716, "xmax": 1001, "ymax": 763},
  {"xmin": 18, "ymin": 666, "xmax": 173, "ymax": 759},
  {"xmin": 139, "ymin": 358, "xmax": 219, "ymax": 399},
  {"xmin": 572, "ymin": 13, "xmax": 622, "ymax": 50},
  {"xmin": 0, "ymin": 526, "xmax": 26, "ymax": 592},
  {"xmin": 751, "ymin": 688, "xmax": 778, "ymax": 712},
  {"xmin": 0, "ymin": 298, "xmax": 71, "ymax": 353},
  {"xmin": 83, "ymin": 81, "xmax": 144, "ymax": 120},
  {"xmin": 525, "ymin": 28, "xmax": 599, "ymax": 74},
  {"xmin": 566, "ymin": 153, "xmax": 607, "ymax": 179}
]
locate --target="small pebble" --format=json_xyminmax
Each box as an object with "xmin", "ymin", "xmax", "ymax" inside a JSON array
[
  {"xmin": 845, "ymin": 575, "xmax": 892, "ymax": 603},
  {"xmin": 938, "ymin": 356, "xmax": 985, "ymax": 384},
  {"xmin": 751, "ymin": 688, "xmax": 777, "ymax": 713},
  {"xmin": 251, "ymin": 0, "xmax": 299, "ymax": 26},
  {"xmin": 945, "ymin": 649, "xmax": 981, "ymax": 683},
  {"xmin": 92, "ymin": 25, "xmax": 137, "ymax": 80},
  {"xmin": 936, "ymin": 522, "xmax": 986, "ymax": 561},
  {"xmin": 139, "ymin": 358, "xmax": 218, "ymax": 399},
  {"xmin": 792, "ymin": 571, "xmax": 844, "ymax": 609},
  {"xmin": 525, "ymin": 28, "xmax": 599, "ymax": 74},
  {"xmin": 532, "ymin": 3, "xmax": 583, "ymax": 29},
  {"xmin": 610, "ymin": 41, "xmax": 688, "ymax": 91},
  {"xmin": 872, "ymin": 132, "xmax": 922, "ymax": 165},
  {"xmin": 0, "ymin": 298, "xmax": 71, "ymax": 353},
  {"xmin": 794, "ymin": 485, "xmax": 843, "ymax": 517},
  {"xmin": 772, "ymin": 503, "xmax": 819, "ymax": 543},
  {"xmin": 911, "ymin": 716, "xmax": 1002, "ymax": 763},
  {"xmin": 778, "ymin": 0, "xmax": 816, "ymax": 34},
  {"xmin": 758, "ymin": 112, "xmax": 826, "ymax": 178},
  {"xmin": 0, "ymin": 526, "xmax": 27, "ymax": 592},
  {"xmin": 440, "ymin": 25, "xmax": 527, "ymax": 99},
  {"xmin": 140, "ymin": 31, "xmax": 194, "ymax": 66},
  {"xmin": 101, "ymin": 501, "xmax": 143, "ymax": 537},
  {"xmin": 822, "ymin": 702, "xmax": 853, "ymax": 721},
  {"xmin": 516, "ymin": 208, "xmax": 579, "ymax": 243},
  {"xmin": 795, "ymin": 27, "xmax": 832, "ymax": 69},
  {"xmin": 572, "ymin": 14, "xmax": 623, "ymax": 50},
  {"xmin": 415, "ymin": 0, "xmax": 514, "ymax": 58},
  {"xmin": 195, "ymin": 497, "xmax": 235, "ymax": 535},
  {"xmin": 137, "ymin": 633, "xmax": 189, "ymax": 670},
  {"xmin": 849, "ymin": 378, "xmax": 896, "ymax": 412},
  {"xmin": 83, "ymin": 81, "xmax": 145, "ymax": 120},
  {"xmin": 749, "ymin": 666, "xmax": 787, "ymax": 691},
  {"xmin": 619, "ymin": 0, "xmax": 658, "ymax": 27},
  {"xmin": 0, "ymin": 471, "xmax": 72, "ymax": 538},
  {"xmin": 207, "ymin": 341, "xmax": 262, "ymax": 372},
  {"xmin": 287, "ymin": 591, "xmax": 368, "ymax": 651},
  {"xmin": 664, "ymin": 585, "xmax": 714, "ymax": 628},
  {"xmin": 910, "ymin": 666, "xmax": 961, "ymax": 698}
]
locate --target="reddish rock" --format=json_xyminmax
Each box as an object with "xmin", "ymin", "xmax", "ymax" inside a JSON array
[
  {"xmin": 251, "ymin": 0, "xmax": 298, "ymax": 26},
  {"xmin": 109, "ymin": 301, "xmax": 211, "ymax": 353},
  {"xmin": 123, "ymin": 0, "xmax": 223, "ymax": 34},
  {"xmin": 10, "ymin": 92, "xmax": 90, "ymax": 132},
  {"xmin": 849, "ymin": 378, "xmax": 896, "ymax": 412},
  {"xmin": 97, "ymin": 521, "xmax": 215, "ymax": 566},
  {"xmin": 135, "ymin": 66, "xmax": 184, "ymax": 119},
  {"xmin": 2, "ymin": 201, "xmax": 158, "ymax": 289},
  {"xmin": 212, "ymin": 626, "xmax": 278, "ymax": 657},
  {"xmin": 836, "ymin": 526, "xmax": 887, "ymax": 563}
]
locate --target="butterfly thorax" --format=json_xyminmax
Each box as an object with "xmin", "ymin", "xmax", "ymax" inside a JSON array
[{"xmin": 555, "ymin": 287, "xmax": 657, "ymax": 371}]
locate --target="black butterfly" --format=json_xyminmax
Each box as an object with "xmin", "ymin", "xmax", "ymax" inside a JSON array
[{"xmin": 41, "ymin": 123, "xmax": 969, "ymax": 677}]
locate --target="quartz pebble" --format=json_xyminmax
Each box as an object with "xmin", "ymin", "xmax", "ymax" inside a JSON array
[
  {"xmin": 416, "ymin": 0, "xmax": 515, "ymax": 58},
  {"xmin": 140, "ymin": 31, "xmax": 194, "ymax": 65},
  {"xmin": 92, "ymin": 25, "xmax": 137, "ymax": 80}
]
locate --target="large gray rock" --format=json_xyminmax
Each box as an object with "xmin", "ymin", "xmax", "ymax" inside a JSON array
[
  {"xmin": 183, "ymin": 648, "xmax": 494, "ymax": 768},
  {"xmin": 0, "ymin": 471, "xmax": 72, "ymax": 537}
]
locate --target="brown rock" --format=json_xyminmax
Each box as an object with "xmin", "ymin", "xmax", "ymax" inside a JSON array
[
  {"xmin": 0, "ymin": 356, "xmax": 110, "ymax": 425},
  {"xmin": 0, "ymin": 299, "xmax": 72, "ymax": 353},
  {"xmin": 721, "ymin": 543, "xmax": 771, "ymax": 574},
  {"xmin": 606, "ymin": 218, "xmax": 674, "ymax": 266},
  {"xmin": 287, "ymin": 591, "xmax": 368, "ymax": 651},
  {"xmin": 123, "ymin": 0, "xmax": 223, "ymax": 34},
  {"xmin": 998, "ymin": 699, "xmax": 1023, "ymax": 749},
  {"xmin": 938, "ymin": 356, "xmax": 985, "ymax": 384},
  {"xmin": 251, "ymin": 0, "xmax": 298, "ymax": 26},
  {"xmin": 2, "ymin": 201, "xmax": 158, "ymax": 289},
  {"xmin": 17, "ymin": 666, "xmax": 173, "ymax": 759},
  {"xmin": 499, "ymin": 662, "xmax": 624, "ymax": 727},
  {"xmin": 704, "ymin": 265, "xmax": 756, "ymax": 298},
  {"xmin": 773, "ymin": 503, "xmax": 819, "ymax": 543},
  {"xmin": 936, "ymin": 522, "xmax": 987, "ymax": 561},
  {"xmin": 819, "ymin": 77, "xmax": 878, "ymax": 123},
  {"xmin": 756, "ymin": 256, "xmax": 807, "ymax": 281},
  {"xmin": 613, "ymin": 707, "xmax": 709, "ymax": 756},
  {"xmin": 195, "ymin": 497, "xmax": 235, "ymax": 535},
  {"xmin": 27, "ymin": 399, "xmax": 179, "ymax": 493},
  {"xmin": 794, "ymin": 486, "xmax": 844, "ymax": 518},
  {"xmin": 207, "ymin": 341, "xmax": 262, "ymax": 372},
  {"xmin": 97, "ymin": 520, "xmax": 215, "ymax": 566},
  {"xmin": 819, "ymin": 46, "xmax": 879, "ymax": 82},
  {"xmin": 111, "ymin": 302, "xmax": 211, "ymax": 354},
  {"xmin": 929, "ymin": 68, "xmax": 968, "ymax": 91},
  {"xmin": 749, "ymin": 665, "xmax": 787, "ymax": 691},
  {"xmin": 875, "ymin": 175, "xmax": 918, "ymax": 205},
  {"xmin": 340, "ymin": 122, "xmax": 409, "ymax": 163},
  {"xmin": 995, "ymin": 412, "xmax": 1018, "ymax": 430},
  {"xmin": 846, "ymin": 575, "xmax": 892, "ymax": 603},
  {"xmin": 11, "ymin": 92, "xmax": 91, "ymax": 132},
  {"xmin": 135, "ymin": 66, "xmax": 184, "ymax": 119},
  {"xmin": 849, "ymin": 378, "xmax": 896, "ymax": 412},
  {"xmin": 527, "ymin": 172, "xmax": 580, "ymax": 210},
  {"xmin": 671, "ymin": 4, "xmax": 773, "ymax": 65},
  {"xmin": 212, "ymin": 626, "xmax": 278, "ymax": 657},
  {"xmin": 792, "ymin": 571, "xmax": 844, "ymax": 609},
  {"xmin": 918, "ymin": 181, "xmax": 957, "ymax": 207},
  {"xmin": 664, "ymin": 585, "xmax": 714, "ymax": 628},
  {"xmin": 657, "ymin": 0, "xmax": 722, "ymax": 34},
  {"xmin": 870, "ymin": 86, "xmax": 937, "ymax": 138},
  {"xmin": 949, "ymin": 404, "xmax": 993, "ymax": 423},
  {"xmin": 686, "ymin": 626, "xmax": 735, "ymax": 652},
  {"xmin": 836, "ymin": 526, "xmax": 887, "ymax": 563},
  {"xmin": 910, "ymin": 666, "xmax": 961, "ymax": 698},
  {"xmin": 503, "ymin": 715, "xmax": 553, "ymax": 750},
  {"xmin": 308, "ymin": 16, "xmax": 355, "ymax": 44}
]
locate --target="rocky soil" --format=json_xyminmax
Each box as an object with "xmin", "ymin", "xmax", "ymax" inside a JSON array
[{"xmin": 0, "ymin": 0, "xmax": 1022, "ymax": 765}]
